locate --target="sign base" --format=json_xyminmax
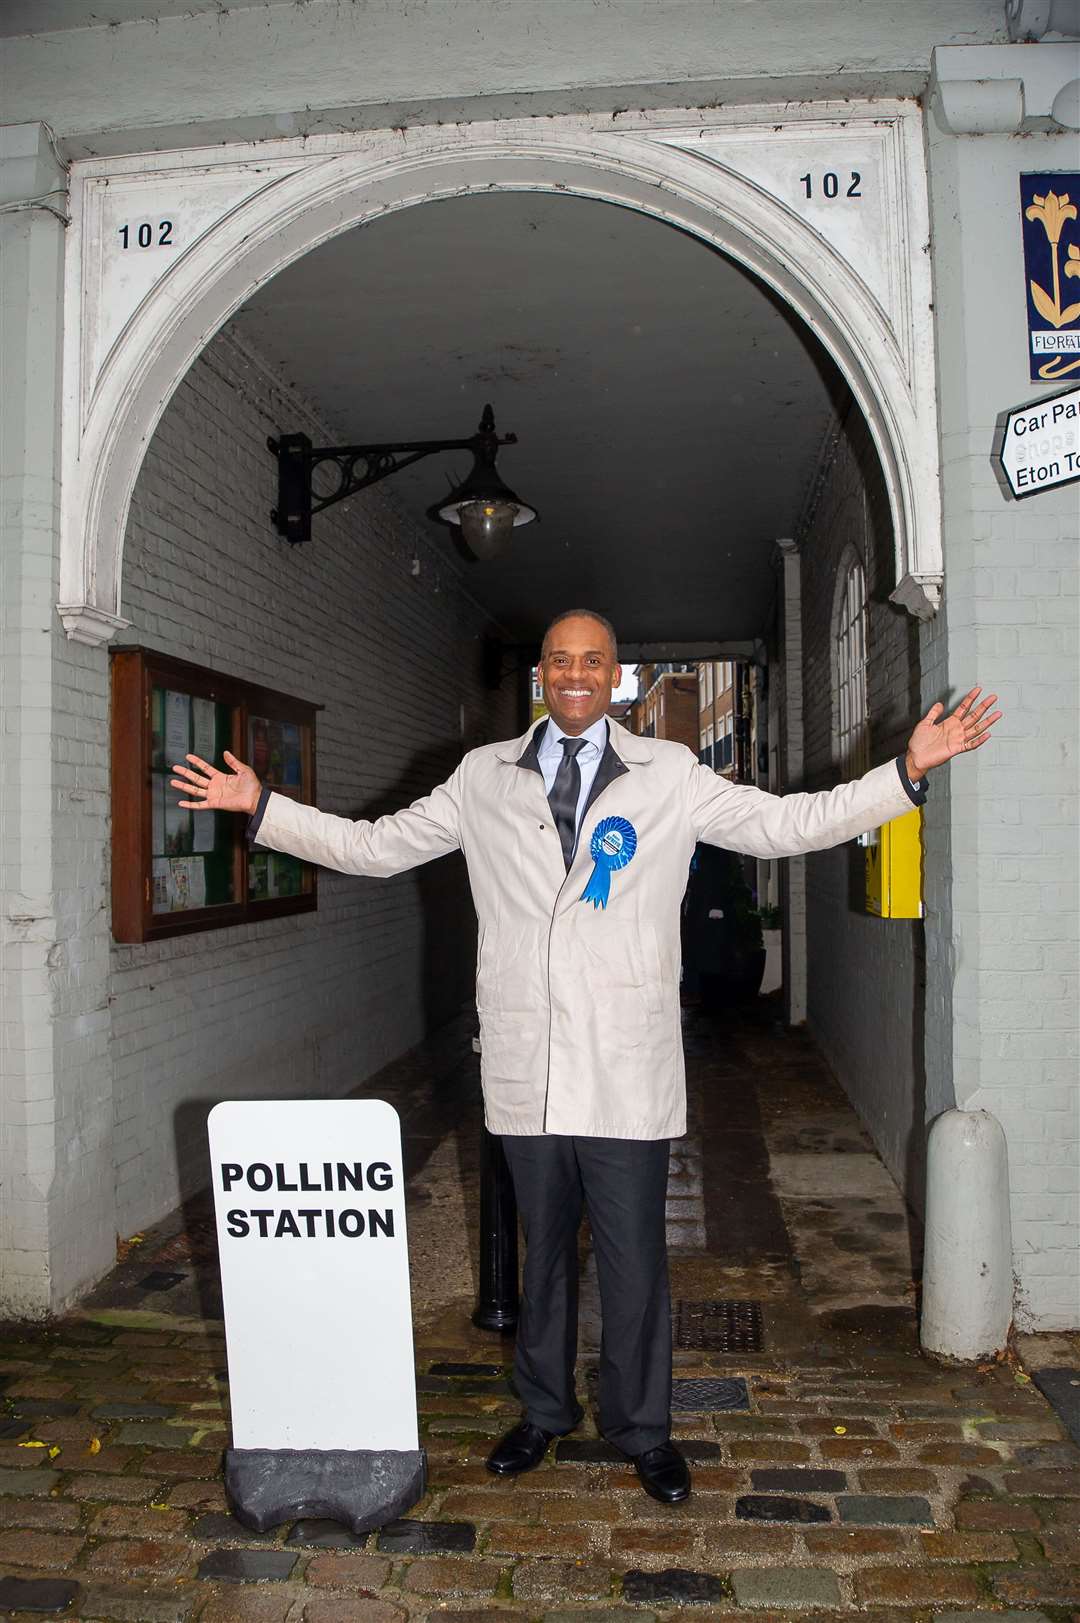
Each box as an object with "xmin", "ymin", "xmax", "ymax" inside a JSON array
[{"xmin": 225, "ymin": 1446, "xmax": 427, "ymax": 1534}]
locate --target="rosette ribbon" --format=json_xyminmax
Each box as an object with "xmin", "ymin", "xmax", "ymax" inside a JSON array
[{"xmin": 579, "ymin": 816, "xmax": 638, "ymax": 909}]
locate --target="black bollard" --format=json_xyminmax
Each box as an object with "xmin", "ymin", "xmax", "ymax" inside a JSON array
[{"xmin": 473, "ymin": 1127, "xmax": 519, "ymax": 1332}]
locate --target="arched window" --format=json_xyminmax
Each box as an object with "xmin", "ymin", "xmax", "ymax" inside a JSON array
[{"xmin": 833, "ymin": 549, "xmax": 870, "ymax": 778}]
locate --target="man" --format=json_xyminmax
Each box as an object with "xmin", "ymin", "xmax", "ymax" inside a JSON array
[{"xmin": 172, "ymin": 610, "xmax": 999, "ymax": 1503}]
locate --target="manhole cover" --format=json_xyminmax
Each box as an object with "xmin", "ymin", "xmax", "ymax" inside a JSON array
[
  {"xmin": 671, "ymin": 1376, "xmax": 750, "ymax": 1412},
  {"xmin": 672, "ymin": 1298, "xmax": 764, "ymax": 1352}
]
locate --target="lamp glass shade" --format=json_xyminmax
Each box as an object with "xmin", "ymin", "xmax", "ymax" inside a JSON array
[{"xmin": 456, "ymin": 500, "xmax": 518, "ymax": 560}]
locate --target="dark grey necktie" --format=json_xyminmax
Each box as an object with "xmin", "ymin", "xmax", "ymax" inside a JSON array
[{"xmin": 548, "ymin": 737, "xmax": 587, "ymax": 871}]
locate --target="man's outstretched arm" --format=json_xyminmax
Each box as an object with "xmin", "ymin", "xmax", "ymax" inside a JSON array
[
  {"xmin": 691, "ymin": 686, "xmax": 1001, "ymax": 858},
  {"xmin": 170, "ymin": 750, "xmax": 464, "ymax": 876}
]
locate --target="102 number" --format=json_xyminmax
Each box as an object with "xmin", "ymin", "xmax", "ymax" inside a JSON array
[
  {"xmin": 799, "ymin": 171, "xmax": 862, "ymax": 200},
  {"xmin": 118, "ymin": 219, "xmax": 174, "ymax": 249}
]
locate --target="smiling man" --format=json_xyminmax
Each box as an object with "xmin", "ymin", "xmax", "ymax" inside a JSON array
[
  {"xmin": 534, "ymin": 611, "xmax": 624, "ymax": 867},
  {"xmin": 172, "ymin": 609, "xmax": 999, "ymax": 1503}
]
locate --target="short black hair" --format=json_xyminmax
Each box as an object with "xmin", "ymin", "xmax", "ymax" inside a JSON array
[{"xmin": 540, "ymin": 609, "xmax": 619, "ymax": 662}]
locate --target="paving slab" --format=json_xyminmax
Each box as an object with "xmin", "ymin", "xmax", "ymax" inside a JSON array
[
  {"xmin": 376, "ymin": 1518, "xmax": 476, "ymax": 1552},
  {"xmin": 192, "ymin": 1511, "xmax": 281, "ymax": 1542},
  {"xmin": 285, "ymin": 1518, "xmax": 372, "ymax": 1547},
  {"xmin": 546, "ymin": 1613, "xmax": 655, "ymax": 1623},
  {"xmin": 750, "ymin": 1467, "xmax": 847, "ymax": 1492},
  {"xmin": 0, "ymin": 1577, "xmax": 81, "ymax": 1613},
  {"xmin": 78, "ymin": 1583, "xmax": 198, "ymax": 1622},
  {"xmin": 736, "ymin": 1494, "xmax": 831, "ymax": 1523},
  {"xmin": 195, "ymin": 1549, "xmax": 299, "ymax": 1582},
  {"xmin": 730, "ymin": 1567, "xmax": 843, "ymax": 1608},
  {"xmin": 621, "ymin": 1568, "xmax": 728, "ymax": 1604},
  {"xmin": 91, "ymin": 1401, "xmax": 177, "ymax": 1420},
  {"xmin": 838, "ymin": 1493, "xmax": 933, "ymax": 1525},
  {"xmin": 930, "ymin": 1615, "xmax": 1051, "ymax": 1623},
  {"xmin": 0, "ymin": 1467, "xmax": 60, "ymax": 1496}
]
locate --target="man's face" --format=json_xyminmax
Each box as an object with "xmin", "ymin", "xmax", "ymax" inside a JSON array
[{"xmin": 538, "ymin": 615, "xmax": 621, "ymax": 737}]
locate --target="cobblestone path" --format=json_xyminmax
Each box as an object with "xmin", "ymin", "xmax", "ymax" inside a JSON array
[{"xmin": 0, "ymin": 1008, "xmax": 1077, "ymax": 1621}]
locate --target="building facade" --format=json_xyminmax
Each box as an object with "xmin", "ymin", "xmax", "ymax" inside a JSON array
[
  {"xmin": 1, "ymin": 0, "xmax": 1076, "ymax": 1328},
  {"xmin": 631, "ymin": 664, "xmax": 700, "ymax": 750},
  {"xmin": 696, "ymin": 660, "xmax": 756, "ymax": 779}
]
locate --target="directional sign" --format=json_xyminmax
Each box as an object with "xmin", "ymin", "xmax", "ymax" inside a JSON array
[{"xmin": 998, "ymin": 385, "xmax": 1080, "ymax": 498}]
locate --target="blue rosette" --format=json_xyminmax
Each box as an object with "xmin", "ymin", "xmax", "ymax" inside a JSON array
[{"xmin": 579, "ymin": 816, "xmax": 638, "ymax": 909}]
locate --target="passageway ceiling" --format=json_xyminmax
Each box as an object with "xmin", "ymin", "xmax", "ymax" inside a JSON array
[{"xmin": 233, "ymin": 191, "xmax": 849, "ymax": 649}]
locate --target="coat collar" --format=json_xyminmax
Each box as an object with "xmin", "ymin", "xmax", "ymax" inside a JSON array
[{"xmin": 494, "ymin": 715, "xmax": 656, "ymax": 769}]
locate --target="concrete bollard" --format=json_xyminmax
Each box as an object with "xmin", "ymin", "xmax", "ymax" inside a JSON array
[{"xmin": 921, "ymin": 1109, "xmax": 1013, "ymax": 1362}]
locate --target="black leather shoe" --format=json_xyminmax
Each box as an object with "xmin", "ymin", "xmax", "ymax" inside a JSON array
[
  {"xmin": 634, "ymin": 1441, "xmax": 692, "ymax": 1502},
  {"xmin": 486, "ymin": 1420, "xmax": 557, "ymax": 1476}
]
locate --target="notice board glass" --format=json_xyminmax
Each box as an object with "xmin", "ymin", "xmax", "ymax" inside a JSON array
[{"xmin": 111, "ymin": 648, "xmax": 320, "ymax": 943}]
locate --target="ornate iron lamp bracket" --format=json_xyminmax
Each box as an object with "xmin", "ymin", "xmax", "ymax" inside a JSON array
[{"xmin": 267, "ymin": 406, "xmax": 517, "ymax": 544}]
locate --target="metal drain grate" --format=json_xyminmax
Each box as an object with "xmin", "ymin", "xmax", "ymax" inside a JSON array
[
  {"xmin": 136, "ymin": 1270, "xmax": 187, "ymax": 1293},
  {"xmin": 671, "ymin": 1376, "xmax": 749, "ymax": 1412},
  {"xmin": 672, "ymin": 1298, "xmax": 764, "ymax": 1352}
]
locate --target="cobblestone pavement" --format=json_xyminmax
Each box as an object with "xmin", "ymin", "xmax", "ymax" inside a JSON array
[{"xmin": 1, "ymin": 1007, "xmax": 1078, "ymax": 1621}]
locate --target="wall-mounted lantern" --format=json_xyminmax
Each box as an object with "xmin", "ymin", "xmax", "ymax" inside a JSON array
[{"xmin": 268, "ymin": 404, "xmax": 536, "ymax": 560}]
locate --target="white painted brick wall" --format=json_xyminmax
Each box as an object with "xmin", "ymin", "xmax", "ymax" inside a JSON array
[
  {"xmin": 111, "ymin": 326, "xmax": 516, "ymax": 1240},
  {"xmin": 945, "ymin": 468, "xmax": 1079, "ymax": 1329},
  {"xmin": 926, "ymin": 120, "xmax": 1078, "ymax": 1330},
  {"xmin": 47, "ymin": 628, "xmax": 115, "ymax": 1307},
  {"xmin": 917, "ymin": 589, "xmax": 953, "ymax": 1141},
  {"xmin": 2, "ymin": 124, "xmax": 118, "ymax": 1316}
]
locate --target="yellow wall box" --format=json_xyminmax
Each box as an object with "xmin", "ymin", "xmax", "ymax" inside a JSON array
[{"xmin": 865, "ymin": 807, "xmax": 923, "ymax": 920}]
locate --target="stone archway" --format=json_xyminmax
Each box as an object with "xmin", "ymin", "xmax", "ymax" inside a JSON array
[{"xmin": 58, "ymin": 102, "xmax": 941, "ymax": 644}]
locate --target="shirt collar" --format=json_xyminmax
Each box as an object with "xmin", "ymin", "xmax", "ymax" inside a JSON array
[{"xmin": 539, "ymin": 715, "xmax": 609, "ymax": 759}]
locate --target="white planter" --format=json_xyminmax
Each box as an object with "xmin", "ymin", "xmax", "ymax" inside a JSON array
[{"xmin": 761, "ymin": 928, "xmax": 782, "ymax": 994}]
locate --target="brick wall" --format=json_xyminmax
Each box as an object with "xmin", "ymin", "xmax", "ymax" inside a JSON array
[
  {"xmin": 935, "ymin": 418, "xmax": 1078, "ymax": 1329},
  {"xmin": 658, "ymin": 675, "xmax": 700, "ymax": 752},
  {"xmin": 49, "ymin": 630, "xmax": 115, "ymax": 1305},
  {"xmin": 112, "ymin": 327, "xmax": 516, "ymax": 1238},
  {"xmin": 1, "ymin": 129, "xmax": 117, "ymax": 1316},
  {"xmin": 798, "ymin": 404, "xmax": 932, "ymax": 1202},
  {"xmin": 928, "ymin": 122, "xmax": 1078, "ymax": 1330}
]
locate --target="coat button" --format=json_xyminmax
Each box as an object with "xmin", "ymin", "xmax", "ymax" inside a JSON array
[{"xmin": 539, "ymin": 823, "xmax": 545, "ymax": 830}]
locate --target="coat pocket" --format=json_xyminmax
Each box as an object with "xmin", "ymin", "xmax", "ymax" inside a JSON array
[
  {"xmin": 579, "ymin": 924, "xmax": 665, "ymax": 1019},
  {"xmin": 641, "ymin": 924, "xmax": 666, "ymax": 1019},
  {"xmin": 477, "ymin": 1009, "xmax": 543, "ymax": 1084}
]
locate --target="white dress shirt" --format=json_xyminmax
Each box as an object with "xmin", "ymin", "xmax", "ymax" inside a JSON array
[{"xmin": 537, "ymin": 715, "xmax": 609, "ymax": 852}]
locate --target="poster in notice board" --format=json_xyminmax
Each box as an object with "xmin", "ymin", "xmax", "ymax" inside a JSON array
[
  {"xmin": 111, "ymin": 649, "xmax": 319, "ymax": 942},
  {"xmin": 152, "ymin": 686, "xmax": 234, "ymax": 913}
]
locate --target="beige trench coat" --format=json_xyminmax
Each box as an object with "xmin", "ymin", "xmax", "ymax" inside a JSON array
[{"xmin": 252, "ymin": 719, "xmax": 921, "ymax": 1140}]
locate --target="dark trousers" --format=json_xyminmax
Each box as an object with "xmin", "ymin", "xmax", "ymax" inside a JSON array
[{"xmin": 500, "ymin": 1133, "xmax": 672, "ymax": 1455}]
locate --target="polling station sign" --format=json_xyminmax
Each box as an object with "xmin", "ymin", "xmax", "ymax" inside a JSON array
[
  {"xmin": 1021, "ymin": 173, "xmax": 1080, "ymax": 385},
  {"xmin": 209, "ymin": 1099, "xmax": 419, "ymax": 1453},
  {"xmin": 998, "ymin": 385, "xmax": 1080, "ymax": 499}
]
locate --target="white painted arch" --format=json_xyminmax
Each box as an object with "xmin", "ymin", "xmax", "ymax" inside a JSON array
[{"xmin": 58, "ymin": 107, "xmax": 943, "ymax": 643}]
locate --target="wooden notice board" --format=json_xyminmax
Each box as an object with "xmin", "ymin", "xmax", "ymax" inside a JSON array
[{"xmin": 110, "ymin": 648, "xmax": 320, "ymax": 943}]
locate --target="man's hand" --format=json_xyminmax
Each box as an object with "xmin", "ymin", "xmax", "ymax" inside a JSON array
[
  {"xmin": 905, "ymin": 687, "xmax": 1002, "ymax": 782},
  {"xmin": 170, "ymin": 751, "xmax": 262, "ymax": 816}
]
